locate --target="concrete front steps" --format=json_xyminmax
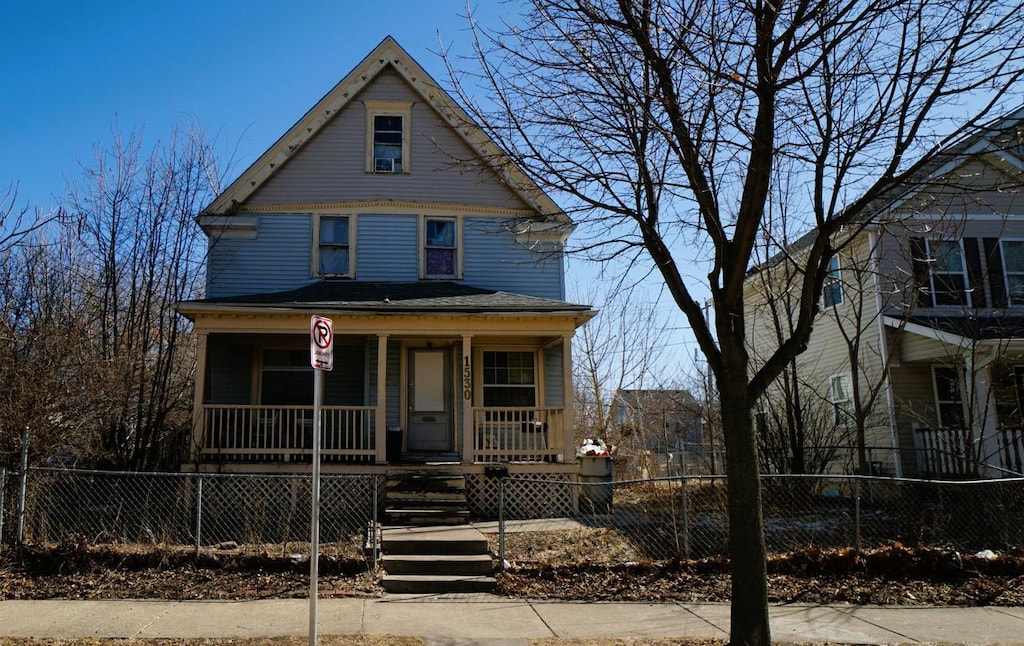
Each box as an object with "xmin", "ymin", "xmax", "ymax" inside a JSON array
[{"xmin": 380, "ymin": 471, "xmax": 496, "ymax": 594}]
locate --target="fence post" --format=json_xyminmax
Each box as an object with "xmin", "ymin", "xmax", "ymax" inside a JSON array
[
  {"xmin": 0, "ymin": 467, "xmax": 6, "ymax": 549},
  {"xmin": 17, "ymin": 426, "xmax": 29, "ymax": 544},
  {"xmin": 371, "ymin": 475, "xmax": 379, "ymax": 570},
  {"xmin": 194, "ymin": 474, "xmax": 203, "ymax": 557},
  {"xmin": 680, "ymin": 476, "xmax": 690, "ymax": 560},
  {"xmin": 854, "ymin": 477, "xmax": 862, "ymax": 551},
  {"xmin": 498, "ymin": 477, "xmax": 506, "ymax": 571}
]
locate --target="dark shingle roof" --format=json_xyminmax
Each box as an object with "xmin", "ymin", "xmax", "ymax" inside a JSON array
[
  {"xmin": 904, "ymin": 315, "xmax": 1024, "ymax": 340},
  {"xmin": 181, "ymin": 281, "xmax": 592, "ymax": 314}
]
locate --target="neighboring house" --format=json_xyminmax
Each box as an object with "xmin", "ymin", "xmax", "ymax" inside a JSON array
[
  {"xmin": 176, "ymin": 37, "xmax": 595, "ymax": 495},
  {"xmin": 746, "ymin": 108, "xmax": 1024, "ymax": 479},
  {"xmin": 610, "ymin": 389, "xmax": 715, "ymax": 476}
]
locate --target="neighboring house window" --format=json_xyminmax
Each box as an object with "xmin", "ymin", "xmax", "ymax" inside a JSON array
[
  {"xmin": 926, "ymin": 239, "xmax": 970, "ymax": 307},
  {"xmin": 316, "ymin": 215, "xmax": 352, "ymax": 277},
  {"xmin": 482, "ymin": 351, "xmax": 536, "ymax": 407},
  {"xmin": 1000, "ymin": 239, "xmax": 1024, "ymax": 305},
  {"xmin": 423, "ymin": 216, "xmax": 459, "ymax": 278},
  {"xmin": 364, "ymin": 101, "xmax": 412, "ymax": 173},
  {"xmin": 261, "ymin": 349, "xmax": 313, "ymax": 405},
  {"xmin": 823, "ymin": 256, "xmax": 843, "ymax": 307},
  {"xmin": 830, "ymin": 373, "xmax": 853, "ymax": 426},
  {"xmin": 932, "ymin": 365, "xmax": 966, "ymax": 429}
]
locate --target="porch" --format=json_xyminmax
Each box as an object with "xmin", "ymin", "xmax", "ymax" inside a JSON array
[
  {"xmin": 915, "ymin": 426, "xmax": 1024, "ymax": 478},
  {"xmin": 197, "ymin": 404, "xmax": 568, "ymax": 465}
]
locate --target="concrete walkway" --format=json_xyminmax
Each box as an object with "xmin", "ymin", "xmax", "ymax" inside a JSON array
[{"xmin": 1, "ymin": 597, "xmax": 1023, "ymax": 644}]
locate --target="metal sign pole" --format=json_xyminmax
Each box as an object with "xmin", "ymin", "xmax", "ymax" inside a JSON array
[
  {"xmin": 308, "ymin": 314, "xmax": 332, "ymax": 646},
  {"xmin": 309, "ymin": 367, "xmax": 323, "ymax": 646}
]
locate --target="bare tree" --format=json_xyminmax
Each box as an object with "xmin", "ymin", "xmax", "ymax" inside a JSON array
[{"xmin": 448, "ymin": 1, "xmax": 1024, "ymax": 642}]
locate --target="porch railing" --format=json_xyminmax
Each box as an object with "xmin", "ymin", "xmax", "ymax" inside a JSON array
[
  {"xmin": 472, "ymin": 407, "xmax": 564, "ymax": 463},
  {"xmin": 200, "ymin": 405, "xmax": 376, "ymax": 462},
  {"xmin": 915, "ymin": 427, "xmax": 979, "ymax": 478}
]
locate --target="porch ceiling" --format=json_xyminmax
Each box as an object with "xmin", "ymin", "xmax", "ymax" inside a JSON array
[{"xmin": 885, "ymin": 314, "xmax": 1024, "ymax": 362}]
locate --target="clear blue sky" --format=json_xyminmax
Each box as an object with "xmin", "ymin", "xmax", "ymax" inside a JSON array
[
  {"xmin": 0, "ymin": 0, "xmax": 695, "ymax": 382},
  {"xmin": 1, "ymin": 1, "xmax": 513, "ymax": 212}
]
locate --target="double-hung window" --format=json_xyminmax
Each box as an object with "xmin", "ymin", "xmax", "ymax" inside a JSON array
[
  {"xmin": 1000, "ymin": 240, "xmax": 1024, "ymax": 305},
  {"xmin": 926, "ymin": 239, "xmax": 970, "ymax": 307},
  {"xmin": 364, "ymin": 101, "xmax": 411, "ymax": 174},
  {"xmin": 823, "ymin": 256, "xmax": 843, "ymax": 307},
  {"xmin": 423, "ymin": 217, "xmax": 458, "ymax": 278},
  {"xmin": 932, "ymin": 365, "xmax": 966, "ymax": 429},
  {"xmin": 261, "ymin": 349, "xmax": 313, "ymax": 405},
  {"xmin": 316, "ymin": 215, "xmax": 352, "ymax": 277},
  {"xmin": 482, "ymin": 351, "xmax": 537, "ymax": 407},
  {"xmin": 829, "ymin": 373, "xmax": 853, "ymax": 427}
]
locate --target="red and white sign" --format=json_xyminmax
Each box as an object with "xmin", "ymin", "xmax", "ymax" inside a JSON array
[{"xmin": 310, "ymin": 315, "xmax": 334, "ymax": 371}]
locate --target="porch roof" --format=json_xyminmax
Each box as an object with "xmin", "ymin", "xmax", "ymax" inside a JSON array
[
  {"xmin": 884, "ymin": 314, "xmax": 1024, "ymax": 362},
  {"xmin": 178, "ymin": 281, "xmax": 594, "ymax": 320}
]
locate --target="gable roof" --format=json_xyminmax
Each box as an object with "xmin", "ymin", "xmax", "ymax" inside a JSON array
[{"xmin": 202, "ymin": 36, "xmax": 567, "ymax": 222}]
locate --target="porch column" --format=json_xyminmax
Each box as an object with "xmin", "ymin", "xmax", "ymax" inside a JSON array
[
  {"xmin": 375, "ymin": 334, "xmax": 389, "ymax": 464},
  {"xmin": 968, "ymin": 352, "xmax": 999, "ymax": 476},
  {"xmin": 563, "ymin": 334, "xmax": 575, "ymax": 463},
  {"xmin": 189, "ymin": 332, "xmax": 208, "ymax": 465},
  {"xmin": 462, "ymin": 335, "xmax": 474, "ymax": 464}
]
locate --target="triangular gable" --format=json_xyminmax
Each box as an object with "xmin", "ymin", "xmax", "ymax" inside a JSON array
[{"xmin": 202, "ymin": 36, "xmax": 566, "ymax": 222}]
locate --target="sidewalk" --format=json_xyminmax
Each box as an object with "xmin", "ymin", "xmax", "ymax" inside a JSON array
[{"xmin": 2, "ymin": 597, "xmax": 1023, "ymax": 644}]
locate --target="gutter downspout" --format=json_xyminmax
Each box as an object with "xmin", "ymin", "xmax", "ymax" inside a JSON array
[{"xmin": 869, "ymin": 229, "xmax": 904, "ymax": 477}]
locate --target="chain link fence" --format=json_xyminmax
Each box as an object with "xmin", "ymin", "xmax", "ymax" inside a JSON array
[
  {"xmin": 2, "ymin": 468, "xmax": 381, "ymax": 564},
  {"xmin": 496, "ymin": 474, "xmax": 1024, "ymax": 565}
]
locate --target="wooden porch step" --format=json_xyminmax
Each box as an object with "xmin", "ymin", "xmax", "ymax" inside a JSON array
[
  {"xmin": 381, "ymin": 553, "xmax": 494, "ymax": 576},
  {"xmin": 380, "ymin": 525, "xmax": 487, "ymax": 555},
  {"xmin": 380, "ymin": 574, "xmax": 497, "ymax": 594},
  {"xmin": 385, "ymin": 508, "xmax": 471, "ymax": 526}
]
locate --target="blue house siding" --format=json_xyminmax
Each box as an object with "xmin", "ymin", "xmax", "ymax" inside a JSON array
[
  {"xmin": 463, "ymin": 218, "xmax": 564, "ymax": 300},
  {"xmin": 207, "ymin": 337, "xmax": 253, "ymax": 404},
  {"xmin": 356, "ymin": 214, "xmax": 418, "ymax": 281},
  {"xmin": 543, "ymin": 345, "xmax": 564, "ymax": 407},
  {"xmin": 207, "ymin": 214, "xmax": 314, "ymax": 298}
]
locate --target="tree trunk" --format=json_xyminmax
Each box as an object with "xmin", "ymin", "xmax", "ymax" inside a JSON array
[{"xmin": 718, "ymin": 343, "xmax": 770, "ymax": 646}]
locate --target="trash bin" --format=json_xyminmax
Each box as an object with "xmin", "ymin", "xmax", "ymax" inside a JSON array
[
  {"xmin": 386, "ymin": 425, "xmax": 403, "ymax": 463},
  {"xmin": 579, "ymin": 456, "xmax": 613, "ymax": 513}
]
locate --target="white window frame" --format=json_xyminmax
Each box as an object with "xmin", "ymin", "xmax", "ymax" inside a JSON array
[
  {"xmin": 823, "ymin": 255, "xmax": 843, "ymax": 307},
  {"xmin": 420, "ymin": 215, "xmax": 462, "ymax": 279},
  {"xmin": 313, "ymin": 213, "xmax": 355, "ymax": 278},
  {"xmin": 478, "ymin": 349, "xmax": 539, "ymax": 408},
  {"xmin": 829, "ymin": 373, "xmax": 853, "ymax": 427},
  {"xmin": 364, "ymin": 100, "xmax": 412, "ymax": 174},
  {"xmin": 925, "ymin": 238, "xmax": 971, "ymax": 308},
  {"xmin": 931, "ymin": 364, "xmax": 967, "ymax": 429},
  {"xmin": 1000, "ymin": 238, "xmax": 1024, "ymax": 306}
]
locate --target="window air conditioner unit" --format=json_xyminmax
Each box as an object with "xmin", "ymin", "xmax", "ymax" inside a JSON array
[{"xmin": 374, "ymin": 158, "xmax": 395, "ymax": 173}]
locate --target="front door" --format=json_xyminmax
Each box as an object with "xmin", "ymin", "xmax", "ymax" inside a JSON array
[{"xmin": 407, "ymin": 348, "xmax": 452, "ymax": 452}]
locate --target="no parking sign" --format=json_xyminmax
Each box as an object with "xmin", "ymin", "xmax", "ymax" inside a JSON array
[{"xmin": 310, "ymin": 315, "xmax": 333, "ymax": 371}]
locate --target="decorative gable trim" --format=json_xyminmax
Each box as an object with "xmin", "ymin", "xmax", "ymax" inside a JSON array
[{"xmin": 202, "ymin": 36, "xmax": 568, "ymax": 224}]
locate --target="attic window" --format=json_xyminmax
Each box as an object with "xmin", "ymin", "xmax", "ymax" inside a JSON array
[{"xmin": 365, "ymin": 100, "xmax": 412, "ymax": 174}]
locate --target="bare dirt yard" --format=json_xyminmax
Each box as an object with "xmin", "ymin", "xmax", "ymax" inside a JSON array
[{"xmin": 2, "ymin": 530, "xmax": 1024, "ymax": 607}]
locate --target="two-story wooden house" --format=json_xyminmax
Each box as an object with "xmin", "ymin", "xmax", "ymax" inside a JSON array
[
  {"xmin": 177, "ymin": 37, "xmax": 594, "ymax": 492},
  {"xmin": 745, "ymin": 108, "xmax": 1024, "ymax": 479}
]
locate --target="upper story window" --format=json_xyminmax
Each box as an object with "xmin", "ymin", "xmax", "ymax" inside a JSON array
[
  {"xmin": 364, "ymin": 101, "xmax": 412, "ymax": 174},
  {"xmin": 926, "ymin": 239, "xmax": 970, "ymax": 307},
  {"xmin": 422, "ymin": 216, "xmax": 459, "ymax": 279},
  {"xmin": 1000, "ymin": 239, "xmax": 1024, "ymax": 305},
  {"xmin": 315, "ymin": 214, "xmax": 353, "ymax": 278},
  {"xmin": 823, "ymin": 255, "xmax": 843, "ymax": 307}
]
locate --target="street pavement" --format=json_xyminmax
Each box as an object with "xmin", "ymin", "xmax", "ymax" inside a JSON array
[{"xmin": 1, "ymin": 596, "xmax": 1023, "ymax": 644}]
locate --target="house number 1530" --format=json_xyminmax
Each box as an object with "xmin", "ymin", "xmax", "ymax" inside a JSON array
[{"xmin": 463, "ymin": 356, "xmax": 472, "ymax": 400}]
